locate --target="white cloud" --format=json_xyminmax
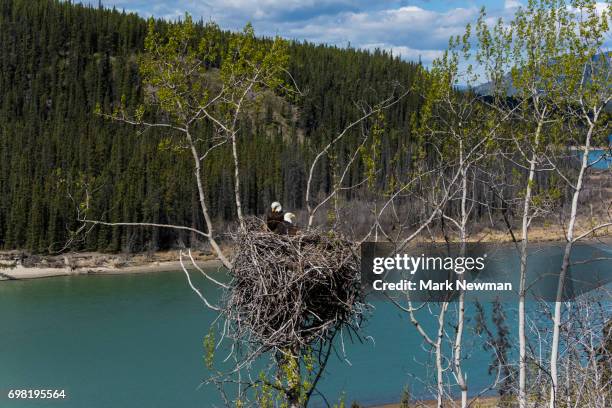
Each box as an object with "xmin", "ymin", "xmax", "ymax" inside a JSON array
[
  {"xmin": 109, "ymin": 1, "xmax": 601, "ymax": 67},
  {"xmin": 504, "ymin": 0, "xmax": 521, "ymax": 10},
  {"xmin": 279, "ymin": 5, "xmax": 479, "ymax": 64},
  {"xmin": 362, "ymin": 42, "xmax": 444, "ymax": 64},
  {"xmin": 595, "ymin": 1, "xmax": 610, "ymax": 15},
  {"xmin": 118, "ymin": 0, "xmax": 386, "ymax": 24}
]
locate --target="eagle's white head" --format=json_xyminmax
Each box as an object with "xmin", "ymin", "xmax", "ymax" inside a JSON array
[
  {"xmin": 271, "ymin": 201, "xmax": 282, "ymax": 213},
  {"xmin": 284, "ymin": 212, "xmax": 296, "ymax": 224}
]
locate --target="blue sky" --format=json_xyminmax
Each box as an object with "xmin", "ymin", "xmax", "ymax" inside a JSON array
[{"xmin": 99, "ymin": 1, "xmax": 607, "ymax": 66}]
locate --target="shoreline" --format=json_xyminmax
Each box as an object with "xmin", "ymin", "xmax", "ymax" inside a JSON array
[
  {"xmin": 0, "ymin": 250, "xmax": 223, "ymax": 281},
  {"xmin": 1, "ymin": 227, "xmax": 609, "ymax": 281},
  {"xmin": 369, "ymin": 395, "xmax": 498, "ymax": 407},
  {"xmin": 0, "ymin": 259, "xmax": 224, "ymax": 280}
]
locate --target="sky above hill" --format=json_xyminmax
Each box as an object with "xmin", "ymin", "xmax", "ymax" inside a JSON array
[{"xmin": 99, "ymin": 0, "xmax": 609, "ymax": 66}]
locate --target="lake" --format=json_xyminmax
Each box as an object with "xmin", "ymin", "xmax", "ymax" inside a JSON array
[
  {"xmin": 1, "ymin": 243, "xmax": 610, "ymax": 407},
  {"xmin": 575, "ymin": 148, "xmax": 612, "ymax": 169}
]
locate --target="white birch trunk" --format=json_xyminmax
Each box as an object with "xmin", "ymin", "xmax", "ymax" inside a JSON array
[
  {"xmin": 454, "ymin": 147, "xmax": 468, "ymax": 408},
  {"xmin": 187, "ymin": 129, "xmax": 232, "ymax": 270},
  {"xmin": 231, "ymin": 132, "xmax": 246, "ymax": 231},
  {"xmin": 519, "ymin": 113, "xmax": 544, "ymax": 408},
  {"xmin": 549, "ymin": 122, "xmax": 595, "ymax": 408},
  {"xmin": 437, "ymin": 302, "xmax": 449, "ymax": 408}
]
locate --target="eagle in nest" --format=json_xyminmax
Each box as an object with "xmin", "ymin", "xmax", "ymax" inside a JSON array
[{"xmin": 266, "ymin": 202, "xmax": 298, "ymax": 235}]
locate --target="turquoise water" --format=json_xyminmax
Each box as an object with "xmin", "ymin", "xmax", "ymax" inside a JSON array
[
  {"xmin": 576, "ymin": 148, "xmax": 612, "ymax": 169},
  {"xmin": 0, "ymin": 244, "xmax": 610, "ymax": 407},
  {"xmin": 0, "ymin": 271, "xmax": 496, "ymax": 407}
]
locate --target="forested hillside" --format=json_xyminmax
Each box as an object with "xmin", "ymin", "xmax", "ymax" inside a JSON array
[{"xmin": 0, "ymin": 0, "xmax": 423, "ymax": 252}]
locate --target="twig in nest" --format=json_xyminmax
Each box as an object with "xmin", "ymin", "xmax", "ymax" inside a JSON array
[{"xmin": 223, "ymin": 217, "xmax": 367, "ymax": 357}]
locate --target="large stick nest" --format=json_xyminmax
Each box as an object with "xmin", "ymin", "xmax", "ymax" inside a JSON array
[{"xmin": 225, "ymin": 217, "xmax": 366, "ymax": 352}]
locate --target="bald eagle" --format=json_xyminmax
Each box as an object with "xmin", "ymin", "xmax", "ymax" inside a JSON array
[
  {"xmin": 277, "ymin": 212, "xmax": 298, "ymax": 236},
  {"xmin": 266, "ymin": 201, "xmax": 284, "ymax": 233}
]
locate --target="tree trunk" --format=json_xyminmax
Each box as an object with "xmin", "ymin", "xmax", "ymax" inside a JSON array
[
  {"xmin": 282, "ymin": 345, "xmax": 303, "ymax": 408},
  {"xmin": 549, "ymin": 123, "xmax": 594, "ymax": 408},
  {"xmin": 519, "ymin": 113, "xmax": 544, "ymax": 408},
  {"xmin": 454, "ymin": 290, "xmax": 468, "ymax": 408},
  {"xmin": 454, "ymin": 153, "xmax": 468, "ymax": 408},
  {"xmin": 186, "ymin": 129, "xmax": 232, "ymax": 270},
  {"xmin": 231, "ymin": 132, "xmax": 246, "ymax": 231},
  {"xmin": 437, "ymin": 302, "xmax": 449, "ymax": 408}
]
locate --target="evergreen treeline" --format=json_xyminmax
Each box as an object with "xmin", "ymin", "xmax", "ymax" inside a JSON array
[{"xmin": 0, "ymin": 0, "xmax": 423, "ymax": 252}]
